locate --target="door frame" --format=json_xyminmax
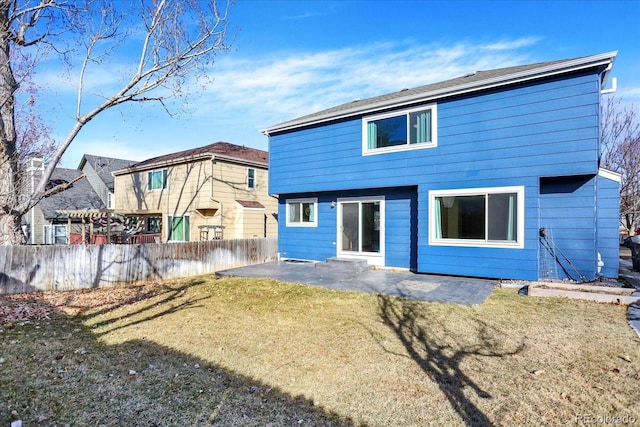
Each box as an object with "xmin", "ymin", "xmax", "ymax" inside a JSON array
[{"xmin": 336, "ymin": 196, "xmax": 385, "ymax": 266}]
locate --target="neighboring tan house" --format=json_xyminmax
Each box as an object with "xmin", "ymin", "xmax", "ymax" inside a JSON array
[
  {"xmin": 112, "ymin": 142, "xmax": 278, "ymax": 242},
  {"xmin": 22, "ymin": 158, "xmax": 105, "ymax": 244},
  {"xmin": 78, "ymin": 154, "xmax": 136, "ymax": 209}
]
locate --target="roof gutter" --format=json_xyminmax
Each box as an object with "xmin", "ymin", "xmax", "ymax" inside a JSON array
[
  {"xmin": 113, "ymin": 153, "xmax": 268, "ymax": 176},
  {"xmin": 263, "ymin": 51, "xmax": 618, "ymax": 135}
]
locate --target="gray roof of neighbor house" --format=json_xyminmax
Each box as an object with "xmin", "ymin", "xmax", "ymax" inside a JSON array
[
  {"xmin": 262, "ymin": 51, "xmax": 617, "ymax": 135},
  {"xmin": 40, "ymin": 168, "xmax": 105, "ymax": 220},
  {"xmin": 79, "ymin": 154, "xmax": 136, "ymax": 190},
  {"xmin": 113, "ymin": 142, "xmax": 268, "ymax": 175}
]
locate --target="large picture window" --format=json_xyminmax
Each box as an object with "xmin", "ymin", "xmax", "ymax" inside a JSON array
[
  {"xmin": 429, "ymin": 186, "xmax": 524, "ymax": 248},
  {"xmin": 286, "ymin": 198, "xmax": 317, "ymax": 227},
  {"xmin": 363, "ymin": 104, "xmax": 437, "ymax": 154},
  {"xmin": 148, "ymin": 169, "xmax": 167, "ymax": 191}
]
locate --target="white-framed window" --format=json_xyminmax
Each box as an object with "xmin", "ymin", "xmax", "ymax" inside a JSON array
[
  {"xmin": 363, "ymin": 104, "xmax": 437, "ymax": 155},
  {"xmin": 247, "ymin": 168, "xmax": 256, "ymax": 190},
  {"xmin": 43, "ymin": 224, "xmax": 67, "ymax": 244},
  {"xmin": 286, "ymin": 198, "xmax": 317, "ymax": 227},
  {"xmin": 147, "ymin": 169, "xmax": 167, "ymax": 191},
  {"xmin": 168, "ymin": 215, "xmax": 190, "ymax": 241},
  {"xmin": 107, "ymin": 192, "xmax": 114, "ymax": 209},
  {"xmin": 429, "ymin": 186, "xmax": 524, "ymax": 248}
]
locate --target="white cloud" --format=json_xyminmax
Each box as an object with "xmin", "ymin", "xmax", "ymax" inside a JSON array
[
  {"xmin": 480, "ymin": 37, "xmax": 542, "ymax": 51},
  {"xmin": 49, "ymin": 36, "xmax": 542, "ymax": 166},
  {"xmin": 194, "ymin": 38, "xmax": 538, "ymax": 127}
]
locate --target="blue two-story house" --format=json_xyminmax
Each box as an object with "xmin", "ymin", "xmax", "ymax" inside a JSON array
[{"xmin": 263, "ymin": 51, "xmax": 621, "ymax": 282}]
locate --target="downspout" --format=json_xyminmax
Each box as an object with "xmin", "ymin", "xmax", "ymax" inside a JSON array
[
  {"xmin": 210, "ymin": 156, "xmax": 223, "ymax": 228},
  {"xmin": 600, "ymin": 63, "xmax": 617, "ymax": 95}
]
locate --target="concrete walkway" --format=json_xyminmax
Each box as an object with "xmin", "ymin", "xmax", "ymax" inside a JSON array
[{"xmin": 216, "ymin": 259, "xmax": 496, "ymax": 305}]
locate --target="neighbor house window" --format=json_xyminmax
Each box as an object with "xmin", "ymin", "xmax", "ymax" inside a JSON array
[
  {"xmin": 247, "ymin": 168, "xmax": 256, "ymax": 190},
  {"xmin": 286, "ymin": 198, "xmax": 317, "ymax": 227},
  {"xmin": 43, "ymin": 224, "xmax": 67, "ymax": 244},
  {"xmin": 107, "ymin": 192, "xmax": 114, "ymax": 209},
  {"xmin": 429, "ymin": 186, "xmax": 524, "ymax": 248},
  {"xmin": 147, "ymin": 217, "xmax": 161, "ymax": 233},
  {"xmin": 148, "ymin": 169, "xmax": 167, "ymax": 190},
  {"xmin": 363, "ymin": 104, "xmax": 437, "ymax": 154},
  {"xmin": 168, "ymin": 215, "xmax": 190, "ymax": 241}
]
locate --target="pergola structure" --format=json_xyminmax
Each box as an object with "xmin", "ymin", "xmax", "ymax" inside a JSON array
[
  {"xmin": 56, "ymin": 209, "xmax": 165, "ymax": 244},
  {"xmin": 56, "ymin": 209, "xmax": 121, "ymax": 244}
]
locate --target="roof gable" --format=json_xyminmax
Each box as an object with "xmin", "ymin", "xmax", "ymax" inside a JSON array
[
  {"xmin": 79, "ymin": 154, "xmax": 136, "ymax": 190},
  {"xmin": 40, "ymin": 168, "xmax": 105, "ymax": 219},
  {"xmin": 116, "ymin": 142, "xmax": 268, "ymax": 174},
  {"xmin": 263, "ymin": 51, "xmax": 617, "ymax": 134}
]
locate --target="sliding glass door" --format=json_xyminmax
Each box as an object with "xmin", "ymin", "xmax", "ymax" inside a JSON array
[{"xmin": 337, "ymin": 197, "xmax": 384, "ymax": 265}]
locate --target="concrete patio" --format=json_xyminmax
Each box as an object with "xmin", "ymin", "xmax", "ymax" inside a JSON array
[{"xmin": 216, "ymin": 258, "xmax": 496, "ymax": 305}]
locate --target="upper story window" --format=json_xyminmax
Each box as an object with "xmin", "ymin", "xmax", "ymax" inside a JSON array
[
  {"xmin": 247, "ymin": 168, "xmax": 256, "ymax": 190},
  {"xmin": 429, "ymin": 186, "xmax": 524, "ymax": 249},
  {"xmin": 286, "ymin": 198, "xmax": 317, "ymax": 227},
  {"xmin": 107, "ymin": 192, "xmax": 114, "ymax": 209},
  {"xmin": 362, "ymin": 104, "xmax": 437, "ymax": 155},
  {"xmin": 148, "ymin": 169, "xmax": 167, "ymax": 191}
]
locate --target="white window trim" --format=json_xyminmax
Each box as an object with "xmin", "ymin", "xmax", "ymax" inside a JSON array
[
  {"xmin": 148, "ymin": 169, "xmax": 167, "ymax": 191},
  {"xmin": 428, "ymin": 186, "xmax": 525, "ymax": 249},
  {"xmin": 362, "ymin": 103, "xmax": 438, "ymax": 156},
  {"xmin": 286, "ymin": 198, "xmax": 318, "ymax": 227},
  {"xmin": 247, "ymin": 168, "xmax": 256, "ymax": 190},
  {"xmin": 167, "ymin": 214, "xmax": 190, "ymax": 242},
  {"xmin": 43, "ymin": 224, "xmax": 67, "ymax": 245},
  {"xmin": 336, "ymin": 196, "xmax": 385, "ymax": 265}
]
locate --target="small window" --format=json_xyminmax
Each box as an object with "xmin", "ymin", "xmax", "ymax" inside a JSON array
[
  {"xmin": 363, "ymin": 104, "xmax": 437, "ymax": 155},
  {"xmin": 429, "ymin": 186, "xmax": 524, "ymax": 248},
  {"xmin": 44, "ymin": 224, "xmax": 67, "ymax": 244},
  {"xmin": 168, "ymin": 215, "xmax": 190, "ymax": 241},
  {"xmin": 247, "ymin": 168, "xmax": 256, "ymax": 190},
  {"xmin": 286, "ymin": 198, "xmax": 317, "ymax": 227},
  {"xmin": 107, "ymin": 192, "xmax": 114, "ymax": 209},
  {"xmin": 147, "ymin": 217, "xmax": 161, "ymax": 233},
  {"xmin": 148, "ymin": 169, "xmax": 167, "ymax": 191}
]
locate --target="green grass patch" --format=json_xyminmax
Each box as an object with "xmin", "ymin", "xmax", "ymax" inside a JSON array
[{"xmin": 1, "ymin": 276, "xmax": 639, "ymax": 426}]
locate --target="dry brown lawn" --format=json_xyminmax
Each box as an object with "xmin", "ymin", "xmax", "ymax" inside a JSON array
[{"xmin": 1, "ymin": 275, "xmax": 639, "ymax": 426}]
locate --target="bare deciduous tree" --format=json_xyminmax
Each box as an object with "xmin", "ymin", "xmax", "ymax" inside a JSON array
[
  {"xmin": 0, "ymin": 0, "xmax": 233, "ymax": 244},
  {"xmin": 600, "ymin": 96, "xmax": 640, "ymax": 232}
]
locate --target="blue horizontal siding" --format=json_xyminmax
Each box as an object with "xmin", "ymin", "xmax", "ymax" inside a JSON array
[
  {"xmin": 269, "ymin": 70, "xmax": 611, "ymax": 280},
  {"xmin": 278, "ymin": 188, "xmax": 417, "ymax": 269},
  {"xmin": 538, "ymin": 175, "xmax": 597, "ymax": 281},
  {"xmin": 597, "ymin": 173, "xmax": 621, "ymax": 278}
]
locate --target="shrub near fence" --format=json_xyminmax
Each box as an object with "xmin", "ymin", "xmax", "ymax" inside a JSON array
[{"xmin": 0, "ymin": 238, "xmax": 278, "ymax": 294}]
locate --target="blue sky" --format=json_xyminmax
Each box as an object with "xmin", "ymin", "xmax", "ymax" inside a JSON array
[{"xmin": 52, "ymin": 0, "xmax": 640, "ymax": 168}]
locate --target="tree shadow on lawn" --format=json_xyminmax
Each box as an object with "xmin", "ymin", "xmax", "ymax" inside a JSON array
[
  {"xmin": 376, "ymin": 294, "xmax": 525, "ymax": 427},
  {"xmin": 0, "ymin": 294, "xmax": 358, "ymax": 426}
]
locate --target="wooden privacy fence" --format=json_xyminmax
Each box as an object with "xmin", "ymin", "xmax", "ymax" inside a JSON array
[{"xmin": 0, "ymin": 238, "xmax": 278, "ymax": 294}]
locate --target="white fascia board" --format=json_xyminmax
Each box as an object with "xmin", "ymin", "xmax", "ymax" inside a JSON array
[
  {"xmin": 263, "ymin": 51, "xmax": 618, "ymax": 135},
  {"xmin": 598, "ymin": 168, "xmax": 622, "ymax": 183},
  {"xmin": 112, "ymin": 154, "xmax": 268, "ymax": 176}
]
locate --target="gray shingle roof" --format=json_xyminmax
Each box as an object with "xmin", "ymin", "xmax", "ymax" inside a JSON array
[
  {"xmin": 80, "ymin": 155, "xmax": 136, "ymax": 190},
  {"xmin": 40, "ymin": 168, "xmax": 105, "ymax": 219},
  {"xmin": 263, "ymin": 51, "xmax": 617, "ymax": 134}
]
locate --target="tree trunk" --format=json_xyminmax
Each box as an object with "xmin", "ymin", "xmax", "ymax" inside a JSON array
[
  {"xmin": 0, "ymin": 212, "xmax": 24, "ymax": 244},
  {"xmin": 0, "ymin": 6, "xmax": 25, "ymax": 245}
]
